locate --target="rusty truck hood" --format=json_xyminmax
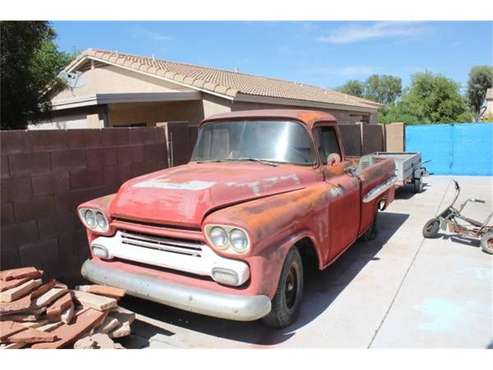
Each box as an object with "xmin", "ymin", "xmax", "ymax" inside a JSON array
[{"xmin": 110, "ymin": 162, "xmax": 317, "ymax": 228}]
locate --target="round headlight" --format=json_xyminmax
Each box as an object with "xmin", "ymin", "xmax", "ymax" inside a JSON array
[
  {"xmin": 230, "ymin": 228, "xmax": 249, "ymax": 253},
  {"xmin": 96, "ymin": 212, "xmax": 108, "ymax": 231},
  {"xmin": 84, "ymin": 210, "xmax": 96, "ymax": 229},
  {"xmin": 209, "ymin": 227, "xmax": 228, "ymax": 248}
]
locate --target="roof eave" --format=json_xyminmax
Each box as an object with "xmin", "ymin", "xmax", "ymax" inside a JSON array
[{"xmin": 233, "ymin": 93, "xmax": 379, "ymax": 113}]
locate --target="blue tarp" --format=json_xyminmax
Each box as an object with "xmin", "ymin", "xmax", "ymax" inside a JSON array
[{"xmin": 405, "ymin": 123, "xmax": 493, "ymax": 176}]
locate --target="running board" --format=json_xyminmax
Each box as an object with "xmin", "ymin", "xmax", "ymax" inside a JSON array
[{"xmin": 363, "ymin": 176, "xmax": 398, "ymax": 203}]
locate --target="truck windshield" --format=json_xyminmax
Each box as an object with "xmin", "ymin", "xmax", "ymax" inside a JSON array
[{"xmin": 191, "ymin": 120, "xmax": 315, "ymax": 165}]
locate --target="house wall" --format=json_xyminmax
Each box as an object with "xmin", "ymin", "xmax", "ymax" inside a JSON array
[
  {"xmin": 0, "ymin": 128, "xmax": 168, "ymax": 283},
  {"xmin": 51, "ymin": 65, "xmax": 186, "ymax": 105},
  {"xmin": 202, "ymin": 95, "xmax": 232, "ymax": 118},
  {"xmin": 30, "ymin": 106, "xmax": 107, "ymax": 130},
  {"xmin": 108, "ymin": 100, "xmax": 204, "ymax": 127},
  {"xmin": 231, "ymin": 101, "xmax": 377, "ymax": 124}
]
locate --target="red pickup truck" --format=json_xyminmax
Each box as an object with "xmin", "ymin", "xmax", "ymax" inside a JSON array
[{"xmin": 79, "ymin": 110, "xmax": 396, "ymax": 328}]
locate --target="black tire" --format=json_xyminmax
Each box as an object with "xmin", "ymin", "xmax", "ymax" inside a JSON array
[
  {"xmin": 423, "ymin": 218, "xmax": 440, "ymax": 238},
  {"xmin": 480, "ymin": 231, "xmax": 493, "ymax": 255},
  {"xmin": 361, "ymin": 210, "xmax": 378, "ymax": 241},
  {"xmin": 414, "ymin": 178, "xmax": 424, "ymax": 193},
  {"xmin": 262, "ymin": 248, "xmax": 303, "ymax": 328}
]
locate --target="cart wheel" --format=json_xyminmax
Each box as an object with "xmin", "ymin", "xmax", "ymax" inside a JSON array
[
  {"xmin": 422, "ymin": 218, "xmax": 440, "ymax": 238},
  {"xmin": 480, "ymin": 231, "xmax": 493, "ymax": 255},
  {"xmin": 413, "ymin": 178, "xmax": 424, "ymax": 193}
]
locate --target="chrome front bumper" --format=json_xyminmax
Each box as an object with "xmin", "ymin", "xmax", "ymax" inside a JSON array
[{"xmin": 81, "ymin": 259, "xmax": 271, "ymax": 321}]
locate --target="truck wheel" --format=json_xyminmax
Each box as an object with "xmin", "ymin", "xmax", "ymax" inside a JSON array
[
  {"xmin": 413, "ymin": 178, "xmax": 424, "ymax": 193},
  {"xmin": 422, "ymin": 218, "xmax": 440, "ymax": 238},
  {"xmin": 361, "ymin": 211, "xmax": 378, "ymax": 241},
  {"xmin": 480, "ymin": 231, "xmax": 493, "ymax": 255},
  {"xmin": 262, "ymin": 248, "xmax": 303, "ymax": 328}
]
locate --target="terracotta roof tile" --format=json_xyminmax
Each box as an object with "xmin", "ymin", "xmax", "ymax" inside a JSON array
[{"xmin": 76, "ymin": 49, "xmax": 380, "ymax": 110}]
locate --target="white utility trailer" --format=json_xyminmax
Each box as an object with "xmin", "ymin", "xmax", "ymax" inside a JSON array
[{"xmin": 372, "ymin": 152, "xmax": 429, "ymax": 193}]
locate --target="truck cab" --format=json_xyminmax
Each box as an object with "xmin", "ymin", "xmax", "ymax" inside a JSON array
[{"xmin": 79, "ymin": 110, "xmax": 396, "ymax": 328}]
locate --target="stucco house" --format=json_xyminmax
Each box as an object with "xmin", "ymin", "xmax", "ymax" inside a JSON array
[{"xmin": 34, "ymin": 48, "xmax": 382, "ymax": 130}]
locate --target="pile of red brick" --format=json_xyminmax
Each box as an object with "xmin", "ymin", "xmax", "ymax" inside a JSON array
[{"xmin": 0, "ymin": 267, "xmax": 135, "ymax": 349}]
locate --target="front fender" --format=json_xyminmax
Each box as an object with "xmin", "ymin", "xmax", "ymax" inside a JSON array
[{"xmin": 203, "ymin": 183, "xmax": 335, "ymax": 297}]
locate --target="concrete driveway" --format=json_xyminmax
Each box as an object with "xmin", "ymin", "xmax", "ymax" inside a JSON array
[{"xmin": 116, "ymin": 176, "xmax": 493, "ymax": 348}]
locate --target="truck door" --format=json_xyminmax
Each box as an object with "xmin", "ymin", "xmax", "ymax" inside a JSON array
[{"xmin": 314, "ymin": 124, "xmax": 360, "ymax": 262}]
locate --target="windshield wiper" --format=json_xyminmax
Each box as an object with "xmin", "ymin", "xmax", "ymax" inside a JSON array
[
  {"xmin": 195, "ymin": 158, "xmax": 278, "ymax": 166},
  {"xmin": 235, "ymin": 158, "xmax": 278, "ymax": 167}
]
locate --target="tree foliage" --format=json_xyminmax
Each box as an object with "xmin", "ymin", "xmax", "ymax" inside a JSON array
[
  {"xmin": 379, "ymin": 72, "xmax": 473, "ymax": 124},
  {"xmin": 365, "ymin": 75, "xmax": 402, "ymax": 105},
  {"xmin": 337, "ymin": 79, "xmax": 365, "ymax": 98},
  {"xmin": 1, "ymin": 21, "xmax": 74, "ymax": 130},
  {"xmin": 466, "ymin": 65, "xmax": 493, "ymax": 121},
  {"xmin": 337, "ymin": 74, "xmax": 402, "ymax": 105}
]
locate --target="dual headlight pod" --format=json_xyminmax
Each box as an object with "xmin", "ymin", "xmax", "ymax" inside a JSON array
[
  {"xmin": 79, "ymin": 208, "xmax": 109, "ymax": 233},
  {"xmin": 205, "ymin": 225, "xmax": 250, "ymax": 254}
]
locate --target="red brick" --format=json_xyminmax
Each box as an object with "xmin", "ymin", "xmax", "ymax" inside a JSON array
[
  {"xmin": 0, "ymin": 131, "xmax": 29, "ymax": 154},
  {"xmin": 86, "ymin": 147, "xmax": 117, "ymax": 168},
  {"xmin": 32, "ymin": 308, "xmax": 106, "ymax": 349},
  {"xmin": 14, "ymin": 196, "xmax": 57, "ymax": 222},
  {"xmin": 27, "ymin": 130, "xmax": 67, "ymax": 152},
  {"xmin": 117, "ymin": 145, "xmax": 144, "ymax": 164},
  {"xmin": 65, "ymin": 130, "xmax": 102, "ymax": 148},
  {"xmin": 19, "ymin": 238, "xmax": 59, "ymax": 275},
  {"xmin": 101, "ymin": 128, "xmax": 129, "ymax": 146},
  {"xmin": 9, "ymin": 152, "xmax": 51, "ymax": 176},
  {"xmin": 51, "ymin": 149, "xmax": 86, "ymax": 171},
  {"xmin": 32, "ymin": 172, "xmax": 69, "ymax": 195},
  {"xmin": 1, "ymin": 155, "xmax": 10, "ymax": 178},
  {"xmin": 69, "ymin": 168, "xmax": 104, "ymax": 190},
  {"xmin": 1, "ymin": 176, "xmax": 33, "ymax": 201},
  {"xmin": 1, "ymin": 203, "xmax": 15, "ymax": 225},
  {"xmin": 1, "ymin": 220, "xmax": 39, "ymax": 249}
]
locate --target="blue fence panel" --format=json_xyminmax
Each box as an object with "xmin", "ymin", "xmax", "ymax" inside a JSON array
[
  {"xmin": 406, "ymin": 124, "xmax": 453, "ymax": 175},
  {"xmin": 405, "ymin": 123, "xmax": 493, "ymax": 176}
]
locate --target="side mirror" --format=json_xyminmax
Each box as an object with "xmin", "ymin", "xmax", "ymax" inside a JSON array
[{"xmin": 326, "ymin": 153, "xmax": 341, "ymax": 167}]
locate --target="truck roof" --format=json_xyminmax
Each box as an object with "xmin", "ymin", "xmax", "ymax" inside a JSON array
[{"xmin": 201, "ymin": 109, "xmax": 337, "ymax": 129}]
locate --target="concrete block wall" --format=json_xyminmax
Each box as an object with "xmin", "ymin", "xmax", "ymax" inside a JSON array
[
  {"xmin": 338, "ymin": 122, "xmax": 404, "ymax": 156},
  {"xmin": 384, "ymin": 123, "xmax": 405, "ymax": 152},
  {"xmin": 1, "ymin": 128, "xmax": 168, "ymax": 284},
  {"xmin": 362, "ymin": 124, "xmax": 385, "ymax": 155}
]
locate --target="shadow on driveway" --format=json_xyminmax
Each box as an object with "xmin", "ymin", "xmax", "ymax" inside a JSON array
[{"xmin": 120, "ymin": 211, "xmax": 409, "ymax": 347}]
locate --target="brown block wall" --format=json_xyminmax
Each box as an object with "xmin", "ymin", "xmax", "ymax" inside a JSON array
[
  {"xmin": 362, "ymin": 124, "xmax": 385, "ymax": 155},
  {"xmin": 1, "ymin": 128, "xmax": 168, "ymax": 284},
  {"xmin": 338, "ymin": 124, "xmax": 363, "ymax": 156}
]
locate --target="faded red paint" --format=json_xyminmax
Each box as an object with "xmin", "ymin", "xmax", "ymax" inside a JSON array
[{"xmin": 78, "ymin": 109, "xmax": 396, "ymax": 300}]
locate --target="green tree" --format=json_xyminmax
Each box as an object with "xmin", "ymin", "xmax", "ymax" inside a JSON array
[
  {"xmin": 466, "ymin": 65, "xmax": 493, "ymax": 121},
  {"xmin": 364, "ymin": 74, "xmax": 402, "ymax": 105},
  {"xmin": 380, "ymin": 72, "xmax": 473, "ymax": 124},
  {"xmin": 337, "ymin": 80, "xmax": 365, "ymax": 97},
  {"xmin": 1, "ymin": 21, "xmax": 74, "ymax": 130}
]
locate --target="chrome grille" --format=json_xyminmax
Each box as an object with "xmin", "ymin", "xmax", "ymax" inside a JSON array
[{"xmin": 120, "ymin": 231, "xmax": 203, "ymax": 257}]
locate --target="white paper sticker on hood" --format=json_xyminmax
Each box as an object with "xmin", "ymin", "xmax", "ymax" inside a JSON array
[{"xmin": 133, "ymin": 179, "xmax": 216, "ymax": 191}]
